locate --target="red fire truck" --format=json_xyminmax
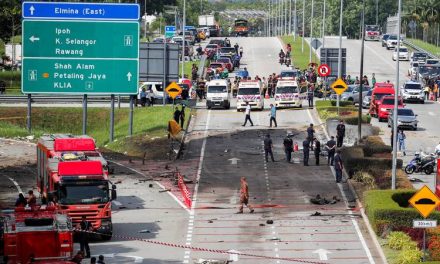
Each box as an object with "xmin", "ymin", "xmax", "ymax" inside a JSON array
[
  {"xmin": 36, "ymin": 135, "xmax": 116, "ymax": 240},
  {"xmin": 365, "ymin": 25, "xmax": 380, "ymax": 41},
  {"xmin": 2, "ymin": 206, "xmax": 75, "ymax": 263}
]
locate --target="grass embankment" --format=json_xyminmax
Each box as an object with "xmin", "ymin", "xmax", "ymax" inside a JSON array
[
  {"xmin": 406, "ymin": 38, "xmax": 440, "ymax": 58},
  {"xmin": 315, "ymin": 100, "xmax": 371, "ymax": 124},
  {"xmin": 0, "ymin": 106, "xmax": 189, "ymax": 158},
  {"xmin": 279, "ymin": 35, "xmax": 319, "ymax": 70},
  {"xmin": 0, "ymin": 71, "xmax": 21, "ymax": 95}
]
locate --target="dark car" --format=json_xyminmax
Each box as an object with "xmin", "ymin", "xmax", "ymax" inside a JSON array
[{"xmin": 208, "ymin": 39, "xmax": 226, "ymax": 47}]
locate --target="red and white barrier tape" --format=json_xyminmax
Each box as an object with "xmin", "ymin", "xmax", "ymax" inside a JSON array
[
  {"xmin": 177, "ymin": 172, "xmax": 193, "ymax": 208},
  {"xmin": 75, "ymin": 230, "xmax": 328, "ymax": 264}
]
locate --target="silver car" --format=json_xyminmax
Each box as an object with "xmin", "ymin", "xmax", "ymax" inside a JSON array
[
  {"xmin": 362, "ymin": 90, "xmax": 373, "ymax": 109},
  {"xmin": 331, "ymin": 85, "xmax": 371, "ymax": 104},
  {"xmin": 388, "ymin": 108, "xmax": 418, "ymax": 130}
]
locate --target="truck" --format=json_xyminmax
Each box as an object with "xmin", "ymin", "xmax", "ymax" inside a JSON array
[
  {"xmin": 36, "ymin": 135, "xmax": 116, "ymax": 240},
  {"xmin": 234, "ymin": 19, "xmax": 249, "ymax": 37},
  {"xmin": 2, "ymin": 206, "xmax": 75, "ymax": 263},
  {"xmin": 198, "ymin": 15, "xmax": 215, "ymax": 27},
  {"xmin": 364, "ymin": 25, "xmax": 380, "ymax": 41}
]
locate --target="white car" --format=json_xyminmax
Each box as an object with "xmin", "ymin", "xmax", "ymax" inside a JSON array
[
  {"xmin": 386, "ymin": 35, "xmax": 398, "ymax": 50},
  {"xmin": 392, "ymin": 46, "xmax": 409, "ymax": 61},
  {"xmin": 401, "ymin": 81, "xmax": 424, "ymax": 103},
  {"xmin": 408, "ymin": 62, "xmax": 420, "ymax": 79}
]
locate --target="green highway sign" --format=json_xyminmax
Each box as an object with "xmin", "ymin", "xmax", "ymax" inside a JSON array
[
  {"xmin": 22, "ymin": 20, "xmax": 139, "ymax": 94},
  {"xmin": 22, "ymin": 58, "xmax": 138, "ymax": 94},
  {"xmin": 23, "ymin": 20, "xmax": 139, "ymax": 59}
]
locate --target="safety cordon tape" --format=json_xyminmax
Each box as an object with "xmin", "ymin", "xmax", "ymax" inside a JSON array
[
  {"xmin": 177, "ymin": 171, "xmax": 192, "ymax": 208},
  {"xmin": 76, "ymin": 229, "xmax": 328, "ymax": 264}
]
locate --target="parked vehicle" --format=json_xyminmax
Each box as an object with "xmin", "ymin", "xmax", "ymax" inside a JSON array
[
  {"xmin": 418, "ymin": 64, "xmax": 440, "ymax": 81},
  {"xmin": 386, "ymin": 34, "xmax": 399, "ymax": 50},
  {"xmin": 37, "ymin": 135, "xmax": 116, "ymax": 240},
  {"xmin": 208, "ymin": 39, "xmax": 226, "ymax": 47},
  {"xmin": 381, "ymin": 34, "xmax": 390, "ymax": 47},
  {"xmin": 388, "ymin": 108, "xmax": 418, "ymax": 130},
  {"xmin": 337, "ymin": 84, "xmax": 371, "ymax": 104},
  {"xmin": 408, "ymin": 62, "xmax": 420, "ymax": 79},
  {"xmin": 426, "ymin": 59, "xmax": 440, "ymax": 65},
  {"xmin": 219, "ymin": 47, "xmax": 236, "ymax": 57},
  {"xmin": 280, "ymin": 69, "xmax": 300, "ymax": 79},
  {"xmin": 376, "ymin": 96, "xmax": 404, "ymax": 122},
  {"xmin": 174, "ymin": 39, "xmax": 194, "ymax": 57},
  {"xmin": 274, "ymin": 79, "xmax": 305, "ymax": 108},
  {"xmin": 178, "ymin": 31, "xmax": 195, "ymax": 45},
  {"xmin": 392, "ymin": 46, "xmax": 409, "ymax": 61},
  {"xmin": 216, "ymin": 57, "xmax": 234, "ymax": 72},
  {"xmin": 401, "ymin": 80, "xmax": 424, "ymax": 103},
  {"xmin": 362, "ymin": 89, "xmax": 373, "ymax": 109},
  {"xmin": 139, "ymin": 82, "xmax": 164, "ymax": 103},
  {"xmin": 410, "ymin": 51, "xmax": 428, "ymax": 65},
  {"xmin": 206, "ymin": 62, "xmax": 225, "ymax": 76},
  {"xmin": 2, "ymin": 206, "xmax": 75, "ymax": 263},
  {"xmin": 405, "ymin": 152, "xmax": 436, "ymax": 175},
  {"xmin": 365, "ymin": 25, "xmax": 380, "ymax": 41},
  {"xmin": 206, "ymin": 79, "xmax": 231, "ymax": 109},
  {"xmin": 236, "ymin": 80, "xmax": 264, "ymax": 111},
  {"xmin": 369, "ymin": 83, "xmax": 395, "ymax": 117}
]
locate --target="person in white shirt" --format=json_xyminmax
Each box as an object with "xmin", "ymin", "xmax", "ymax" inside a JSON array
[
  {"xmin": 136, "ymin": 87, "xmax": 142, "ymax": 107},
  {"xmin": 435, "ymin": 142, "xmax": 440, "ymax": 155},
  {"xmin": 242, "ymin": 102, "xmax": 253, "ymax": 126}
]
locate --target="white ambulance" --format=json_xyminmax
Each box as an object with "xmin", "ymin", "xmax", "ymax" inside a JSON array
[
  {"xmin": 206, "ymin": 79, "xmax": 231, "ymax": 109},
  {"xmin": 274, "ymin": 78, "xmax": 306, "ymax": 108},
  {"xmin": 236, "ymin": 80, "xmax": 264, "ymax": 111}
]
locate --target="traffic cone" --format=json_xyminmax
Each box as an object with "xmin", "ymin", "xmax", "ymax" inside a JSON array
[
  {"xmin": 294, "ymin": 143, "xmax": 299, "ymax": 152},
  {"xmin": 265, "ymin": 89, "xmax": 270, "ymax": 99}
]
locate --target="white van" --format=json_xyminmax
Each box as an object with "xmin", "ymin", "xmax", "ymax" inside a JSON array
[
  {"xmin": 236, "ymin": 80, "xmax": 264, "ymax": 111},
  {"xmin": 138, "ymin": 82, "xmax": 164, "ymax": 103},
  {"xmin": 206, "ymin": 79, "xmax": 231, "ymax": 109},
  {"xmin": 274, "ymin": 79, "xmax": 305, "ymax": 108}
]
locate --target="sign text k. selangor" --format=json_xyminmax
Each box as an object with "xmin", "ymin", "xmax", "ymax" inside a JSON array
[{"xmin": 22, "ymin": 2, "xmax": 139, "ymax": 95}]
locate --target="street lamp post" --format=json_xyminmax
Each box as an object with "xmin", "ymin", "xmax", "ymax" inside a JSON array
[
  {"xmin": 294, "ymin": 0, "xmax": 297, "ymax": 40},
  {"xmin": 181, "ymin": 0, "xmax": 186, "ymax": 80},
  {"xmin": 322, "ymin": 0, "xmax": 326, "ymax": 48},
  {"xmin": 289, "ymin": 0, "xmax": 292, "ymax": 34},
  {"xmin": 309, "ymin": 0, "xmax": 314, "ymax": 63},
  {"xmin": 358, "ymin": 0, "xmax": 365, "ymax": 141},
  {"xmin": 337, "ymin": 0, "xmax": 343, "ymax": 111},
  {"xmin": 392, "ymin": 0, "xmax": 402, "ymax": 190},
  {"xmin": 302, "ymin": 0, "xmax": 305, "ymax": 53}
]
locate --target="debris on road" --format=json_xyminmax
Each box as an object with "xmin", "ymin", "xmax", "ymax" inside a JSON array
[
  {"xmin": 311, "ymin": 211, "xmax": 322, "ymax": 216},
  {"xmin": 139, "ymin": 229, "xmax": 151, "ymax": 233},
  {"xmin": 159, "ymin": 189, "xmax": 171, "ymax": 193},
  {"xmin": 266, "ymin": 220, "xmax": 274, "ymax": 224},
  {"xmin": 310, "ymin": 194, "xmax": 340, "ymax": 205},
  {"xmin": 195, "ymin": 259, "xmax": 231, "ymax": 264}
]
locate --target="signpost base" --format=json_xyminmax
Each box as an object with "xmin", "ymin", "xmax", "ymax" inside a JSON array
[
  {"xmin": 82, "ymin": 94, "xmax": 87, "ymax": 135},
  {"xmin": 129, "ymin": 96, "xmax": 134, "ymax": 136},
  {"xmin": 110, "ymin": 95, "xmax": 115, "ymax": 142},
  {"xmin": 27, "ymin": 94, "xmax": 32, "ymax": 133}
]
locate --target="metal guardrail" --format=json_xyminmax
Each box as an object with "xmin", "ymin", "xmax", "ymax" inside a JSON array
[
  {"xmin": 403, "ymin": 40, "xmax": 439, "ymax": 60},
  {"xmin": 0, "ymin": 95, "xmax": 131, "ymax": 103}
]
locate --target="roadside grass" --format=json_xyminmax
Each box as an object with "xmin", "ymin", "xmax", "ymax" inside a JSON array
[
  {"xmin": 0, "ymin": 106, "xmax": 189, "ymax": 157},
  {"xmin": 406, "ymin": 38, "xmax": 440, "ymax": 58},
  {"xmin": 315, "ymin": 100, "xmax": 371, "ymax": 124},
  {"xmin": 0, "ymin": 71, "xmax": 22, "ymax": 95},
  {"xmin": 279, "ymin": 35, "xmax": 319, "ymax": 70}
]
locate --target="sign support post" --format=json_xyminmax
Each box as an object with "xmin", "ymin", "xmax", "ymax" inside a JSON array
[
  {"xmin": 110, "ymin": 95, "xmax": 115, "ymax": 142},
  {"xmin": 129, "ymin": 96, "xmax": 134, "ymax": 136},
  {"xmin": 82, "ymin": 94, "xmax": 87, "ymax": 135},
  {"xmin": 27, "ymin": 94, "xmax": 32, "ymax": 133}
]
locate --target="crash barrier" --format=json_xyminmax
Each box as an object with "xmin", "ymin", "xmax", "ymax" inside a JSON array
[
  {"xmin": 74, "ymin": 229, "xmax": 328, "ymax": 264},
  {"xmin": 177, "ymin": 171, "xmax": 192, "ymax": 208},
  {"xmin": 403, "ymin": 40, "xmax": 439, "ymax": 60}
]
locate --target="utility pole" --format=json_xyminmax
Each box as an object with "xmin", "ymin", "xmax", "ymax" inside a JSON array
[
  {"xmin": 181, "ymin": 0, "xmax": 186, "ymax": 79},
  {"xmin": 302, "ymin": 0, "xmax": 305, "ymax": 53},
  {"xmin": 337, "ymin": 0, "xmax": 343, "ymax": 111},
  {"xmin": 294, "ymin": 0, "xmax": 297, "ymax": 40},
  {"xmin": 322, "ymin": 0, "xmax": 326, "ymax": 48},
  {"xmin": 358, "ymin": 0, "xmax": 365, "ymax": 141},
  {"xmin": 289, "ymin": 0, "xmax": 292, "ymax": 34},
  {"xmin": 392, "ymin": 0, "xmax": 402, "ymax": 190},
  {"xmin": 309, "ymin": 0, "xmax": 314, "ymax": 63},
  {"xmin": 376, "ymin": 0, "xmax": 379, "ymax": 25},
  {"xmin": 268, "ymin": 0, "xmax": 271, "ymax": 36}
]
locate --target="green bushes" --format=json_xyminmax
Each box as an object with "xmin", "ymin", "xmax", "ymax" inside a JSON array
[
  {"xmin": 352, "ymin": 171, "xmax": 376, "ymax": 189},
  {"xmin": 343, "ymin": 115, "xmax": 371, "ymax": 125},
  {"xmin": 388, "ymin": 231, "xmax": 417, "ymax": 250},
  {"xmin": 395, "ymin": 248, "xmax": 423, "ymax": 264}
]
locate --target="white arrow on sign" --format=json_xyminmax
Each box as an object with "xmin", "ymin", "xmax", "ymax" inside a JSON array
[
  {"xmin": 228, "ymin": 249, "xmax": 240, "ymax": 262},
  {"xmin": 29, "ymin": 36, "xmax": 40, "ymax": 42},
  {"xmin": 313, "ymin": 249, "xmax": 331, "ymax": 260},
  {"xmin": 29, "ymin": 6, "xmax": 35, "ymax": 15},
  {"xmin": 228, "ymin": 157, "xmax": 240, "ymax": 165},
  {"xmin": 126, "ymin": 72, "xmax": 132, "ymax": 81}
]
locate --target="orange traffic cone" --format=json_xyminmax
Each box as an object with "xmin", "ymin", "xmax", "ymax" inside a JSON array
[{"xmin": 265, "ymin": 89, "xmax": 270, "ymax": 99}]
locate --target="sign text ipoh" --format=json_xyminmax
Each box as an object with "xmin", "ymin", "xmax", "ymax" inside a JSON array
[{"xmin": 22, "ymin": 2, "xmax": 139, "ymax": 95}]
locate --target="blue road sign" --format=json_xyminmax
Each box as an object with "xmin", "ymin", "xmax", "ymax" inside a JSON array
[
  {"xmin": 165, "ymin": 26, "xmax": 176, "ymax": 32},
  {"xmin": 22, "ymin": 2, "xmax": 139, "ymax": 21},
  {"xmin": 184, "ymin": 26, "xmax": 195, "ymax": 30}
]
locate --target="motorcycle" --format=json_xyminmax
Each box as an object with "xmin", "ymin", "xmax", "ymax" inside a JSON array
[
  {"xmin": 285, "ymin": 57, "xmax": 291, "ymax": 67},
  {"xmin": 279, "ymin": 56, "xmax": 285, "ymax": 65},
  {"xmin": 405, "ymin": 152, "xmax": 436, "ymax": 175}
]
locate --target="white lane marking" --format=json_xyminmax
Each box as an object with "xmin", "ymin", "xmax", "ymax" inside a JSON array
[
  {"xmin": 6, "ymin": 176, "xmax": 22, "ymax": 193},
  {"xmin": 307, "ymin": 109, "xmax": 376, "ymax": 264},
  {"xmin": 112, "ymin": 201, "xmax": 122, "ymax": 206},
  {"xmin": 428, "ymin": 111, "xmax": 436, "ymax": 116},
  {"xmin": 183, "ymin": 110, "xmax": 211, "ymax": 263},
  {"xmin": 110, "ymin": 160, "xmax": 190, "ymax": 214}
]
